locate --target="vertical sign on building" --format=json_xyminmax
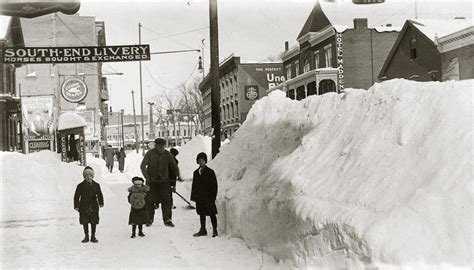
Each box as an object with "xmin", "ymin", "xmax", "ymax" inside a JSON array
[
  {"xmin": 21, "ymin": 96, "xmax": 56, "ymax": 153},
  {"xmin": 336, "ymin": 32, "xmax": 344, "ymax": 92}
]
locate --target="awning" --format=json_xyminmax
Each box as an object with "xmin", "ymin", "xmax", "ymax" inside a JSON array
[{"xmin": 58, "ymin": 112, "xmax": 86, "ymax": 131}]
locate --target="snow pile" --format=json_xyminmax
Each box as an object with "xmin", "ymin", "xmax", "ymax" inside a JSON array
[
  {"xmin": 0, "ymin": 151, "xmax": 111, "ymax": 222},
  {"xmin": 211, "ymin": 79, "xmax": 473, "ymax": 268},
  {"xmin": 175, "ymin": 135, "xmax": 212, "ymax": 180}
]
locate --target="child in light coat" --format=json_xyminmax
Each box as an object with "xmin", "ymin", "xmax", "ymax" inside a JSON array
[{"xmin": 128, "ymin": 176, "xmax": 149, "ymax": 238}]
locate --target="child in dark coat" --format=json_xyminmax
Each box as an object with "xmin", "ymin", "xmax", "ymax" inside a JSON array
[
  {"xmin": 191, "ymin": 152, "xmax": 218, "ymax": 237},
  {"xmin": 128, "ymin": 176, "xmax": 150, "ymax": 238},
  {"xmin": 74, "ymin": 166, "xmax": 104, "ymax": 243}
]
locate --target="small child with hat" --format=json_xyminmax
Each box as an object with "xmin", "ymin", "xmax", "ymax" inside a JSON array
[
  {"xmin": 74, "ymin": 166, "xmax": 104, "ymax": 243},
  {"xmin": 128, "ymin": 176, "xmax": 150, "ymax": 238}
]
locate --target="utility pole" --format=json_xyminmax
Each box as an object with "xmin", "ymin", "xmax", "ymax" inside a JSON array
[
  {"xmin": 148, "ymin": 102, "xmax": 155, "ymax": 140},
  {"xmin": 209, "ymin": 0, "xmax": 221, "ymax": 158},
  {"xmin": 120, "ymin": 109, "xmax": 125, "ymax": 148},
  {"xmin": 139, "ymin": 22, "xmax": 145, "ymax": 155},
  {"xmin": 172, "ymin": 110, "xmax": 176, "ymax": 147},
  {"xmin": 131, "ymin": 90, "xmax": 139, "ymax": 153}
]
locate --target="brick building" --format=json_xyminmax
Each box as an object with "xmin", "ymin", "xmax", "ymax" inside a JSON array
[
  {"xmin": 379, "ymin": 19, "xmax": 474, "ymax": 81},
  {"xmin": 16, "ymin": 13, "xmax": 109, "ymax": 155},
  {"xmin": 199, "ymin": 55, "xmax": 284, "ymax": 137},
  {"xmin": 276, "ymin": 1, "xmax": 400, "ymax": 100},
  {"xmin": 0, "ymin": 16, "xmax": 24, "ymax": 151}
]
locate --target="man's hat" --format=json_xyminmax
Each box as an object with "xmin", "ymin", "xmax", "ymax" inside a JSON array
[{"xmin": 154, "ymin": 138, "xmax": 166, "ymax": 145}]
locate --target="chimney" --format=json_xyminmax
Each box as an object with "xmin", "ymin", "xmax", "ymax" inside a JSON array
[
  {"xmin": 285, "ymin": 41, "xmax": 289, "ymax": 52},
  {"xmin": 354, "ymin": 18, "xmax": 368, "ymax": 29}
]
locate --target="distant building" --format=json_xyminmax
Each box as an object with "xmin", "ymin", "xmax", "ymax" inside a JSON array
[
  {"xmin": 199, "ymin": 55, "xmax": 284, "ymax": 137},
  {"xmin": 0, "ymin": 16, "xmax": 24, "ymax": 151},
  {"xmin": 275, "ymin": 1, "xmax": 401, "ymax": 99},
  {"xmin": 379, "ymin": 19, "xmax": 474, "ymax": 81},
  {"xmin": 16, "ymin": 13, "xmax": 109, "ymax": 156}
]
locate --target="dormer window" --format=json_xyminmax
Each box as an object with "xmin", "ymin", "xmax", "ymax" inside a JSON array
[{"xmin": 410, "ymin": 38, "xmax": 417, "ymax": 60}]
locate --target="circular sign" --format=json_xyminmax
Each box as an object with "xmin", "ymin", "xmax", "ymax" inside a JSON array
[{"xmin": 61, "ymin": 78, "xmax": 88, "ymax": 103}]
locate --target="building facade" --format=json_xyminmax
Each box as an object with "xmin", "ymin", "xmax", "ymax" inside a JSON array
[
  {"xmin": 379, "ymin": 19, "xmax": 474, "ymax": 81},
  {"xmin": 0, "ymin": 16, "xmax": 24, "ymax": 151},
  {"xmin": 276, "ymin": 1, "xmax": 399, "ymax": 99},
  {"xmin": 199, "ymin": 55, "xmax": 284, "ymax": 137},
  {"xmin": 16, "ymin": 13, "xmax": 109, "ymax": 156}
]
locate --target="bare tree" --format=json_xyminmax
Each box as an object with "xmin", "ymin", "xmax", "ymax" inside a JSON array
[{"xmin": 177, "ymin": 77, "xmax": 204, "ymax": 134}]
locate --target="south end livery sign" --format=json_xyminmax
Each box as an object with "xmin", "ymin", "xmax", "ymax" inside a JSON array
[
  {"xmin": 2, "ymin": 45, "xmax": 150, "ymax": 64},
  {"xmin": 61, "ymin": 78, "xmax": 87, "ymax": 103}
]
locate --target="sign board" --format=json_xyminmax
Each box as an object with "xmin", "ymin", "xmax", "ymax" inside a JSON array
[
  {"xmin": 2, "ymin": 45, "xmax": 151, "ymax": 64},
  {"xmin": 240, "ymin": 63, "xmax": 285, "ymax": 90},
  {"xmin": 21, "ymin": 95, "xmax": 55, "ymax": 153},
  {"xmin": 335, "ymin": 32, "xmax": 344, "ymax": 92},
  {"xmin": 61, "ymin": 78, "xmax": 88, "ymax": 103},
  {"xmin": 245, "ymin": 85, "xmax": 259, "ymax": 101}
]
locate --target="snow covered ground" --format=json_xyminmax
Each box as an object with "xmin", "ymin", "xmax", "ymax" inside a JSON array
[{"xmin": 1, "ymin": 79, "xmax": 472, "ymax": 269}]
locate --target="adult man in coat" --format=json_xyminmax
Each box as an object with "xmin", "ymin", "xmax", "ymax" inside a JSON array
[
  {"xmin": 104, "ymin": 145, "xmax": 115, "ymax": 173},
  {"xmin": 140, "ymin": 138, "xmax": 179, "ymax": 227}
]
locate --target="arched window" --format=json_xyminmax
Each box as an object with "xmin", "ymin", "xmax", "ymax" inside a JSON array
[{"xmin": 318, "ymin": 79, "xmax": 336, "ymax": 95}]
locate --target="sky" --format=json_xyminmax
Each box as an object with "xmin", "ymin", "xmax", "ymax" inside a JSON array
[
  {"xmin": 2, "ymin": 78, "xmax": 472, "ymax": 268},
  {"xmin": 76, "ymin": 0, "xmax": 472, "ymax": 115}
]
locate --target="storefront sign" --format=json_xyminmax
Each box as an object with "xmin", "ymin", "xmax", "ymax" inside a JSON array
[
  {"xmin": 79, "ymin": 134, "xmax": 86, "ymax": 166},
  {"xmin": 21, "ymin": 96, "xmax": 55, "ymax": 153},
  {"xmin": 2, "ymin": 45, "xmax": 150, "ymax": 63},
  {"xmin": 245, "ymin": 85, "xmax": 259, "ymax": 100},
  {"xmin": 28, "ymin": 140, "xmax": 51, "ymax": 153},
  {"xmin": 61, "ymin": 78, "xmax": 88, "ymax": 103},
  {"xmin": 336, "ymin": 32, "xmax": 344, "ymax": 92}
]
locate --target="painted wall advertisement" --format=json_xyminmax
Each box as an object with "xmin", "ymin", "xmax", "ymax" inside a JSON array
[
  {"xmin": 336, "ymin": 32, "xmax": 344, "ymax": 92},
  {"xmin": 241, "ymin": 64, "xmax": 286, "ymax": 91},
  {"xmin": 21, "ymin": 95, "xmax": 56, "ymax": 153}
]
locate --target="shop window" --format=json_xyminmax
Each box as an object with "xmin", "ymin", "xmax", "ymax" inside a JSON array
[
  {"xmin": 410, "ymin": 38, "xmax": 417, "ymax": 60},
  {"xmin": 303, "ymin": 59, "xmax": 310, "ymax": 73},
  {"xmin": 319, "ymin": 79, "xmax": 336, "ymax": 95},
  {"xmin": 296, "ymin": 86, "xmax": 305, "ymax": 100},
  {"xmin": 307, "ymin": 81, "xmax": 317, "ymax": 96},
  {"xmin": 288, "ymin": 89, "xmax": 295, "ymax": 100}
]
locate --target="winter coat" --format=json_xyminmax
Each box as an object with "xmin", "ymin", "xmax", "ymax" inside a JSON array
[
  {"xmin": 140, "ymin": 148, "xmax": 179, "ymax": 184},
  {"xmin": 128, "ymin": 185, "xmax": 150, "ymax": 225},
  {"xmin": 191, "ymin": 166, "xmax": 218, "ymax": 216},
  {"xmin": 118, "ymin": 151, "xmax": 126, "ymax": 171},
  {"xmin": 169, "ymin": 157, "xmax": 179, "ymax": 187},
  {"xmin": 74, "ymin": 180, "xmax": 104, "ymax": 225},
  {"xmin": 105, "ymin": 148, "xmax": 115, "ymax": 167}
]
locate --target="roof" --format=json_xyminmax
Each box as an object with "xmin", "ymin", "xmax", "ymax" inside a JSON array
[
  {"xmin": 297, "ymin": 1, "xmax": 331, "ymax": 39},
  {"xmin": 411, "ymin": 18, "xmax": 473, "ymax": 41}
]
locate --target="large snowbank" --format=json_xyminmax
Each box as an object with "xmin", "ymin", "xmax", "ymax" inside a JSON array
[
  {"xmin": 211, "ymin": 79, "xmax": 473, "ymax": 268},
  {"xmin": 1, "ymin": 151, "xmax": 110, "ymax": 222},
  {"xmin": 175, "ymin": 135, "xmax": 212, "ymax": 180}
]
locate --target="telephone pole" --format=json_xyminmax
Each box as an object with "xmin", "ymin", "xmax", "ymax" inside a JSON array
[
  {"xmin": 131, "ymin": 90, "xmax": 139, "ymax": 153},
  {"xmin": 139, "ymin": 22, "xmax": 145, "ymax": 155},
  {"xmin": 148, "ymin": 102, "xmax": 155, "ymax": 140},
  {"xmin": 209, "ymin": 0, "xmax": 221, "ymax": 158}
]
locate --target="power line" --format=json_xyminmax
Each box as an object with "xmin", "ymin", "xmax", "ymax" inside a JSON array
[
  {"xmin": 144, "ymin": 62, "xmax": 198, "ymax": 91},
  {"xmin": 141, "ymin": 24, "xmax": 196, "ymax": 50},
  {"xmin": 144, "ymin": 26, "xmax": 209, "ymax": 42}
]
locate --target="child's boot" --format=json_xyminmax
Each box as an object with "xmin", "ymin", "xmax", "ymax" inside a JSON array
[
  {"xmin": 138, "ymin": 231, "xmax": 145, "ymax": 237},
  {"xmin": 131, "ymin": 232, "xmax": 136, "ymax": 238},
  {"xmin": 193, "ymin": 228, "xmax": 207, "ymax": 237},
  {"xmin": 81, "ymin": 234, "xmax": 89, "ymax": 243},
  {"xmin": 90, "ymin": 234, "xmax": 98, "ymax": 243},
  {"xmin": 212, "ymin": 228, "xmax": 218, "ymax": 238}
]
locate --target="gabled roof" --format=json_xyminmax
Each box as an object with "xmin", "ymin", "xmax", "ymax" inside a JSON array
[
  {"xmin": 378, "ymin": 18, "xmax": 474, "ymax": 79},
  {"xmin": 297, "ymin": 1, "xmax": 331, "ymax": 39}
]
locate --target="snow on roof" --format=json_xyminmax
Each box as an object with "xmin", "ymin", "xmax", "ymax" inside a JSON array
[
  {"xmin": 411, "ymin": 18, "xmax": 474, "ymax": 41},
  {"xmin": 0, "ymin": 16, "xmax": 12, "ymax": 39},
  {"xmin": 58, "ymin": 112, "xmax": 87, "ymax": 131}
]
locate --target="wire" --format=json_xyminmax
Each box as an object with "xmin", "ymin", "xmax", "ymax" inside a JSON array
[
  {"xmin": 144, "ymin": 62, "xmax": 198, "ymax": 91},
  {"xmin": 141, "ymin": 24, "xmax": 196, "ymax": 50},
  {"xmin": 144, "ymin": 26, "xmax": 209, "ymax": 42}
]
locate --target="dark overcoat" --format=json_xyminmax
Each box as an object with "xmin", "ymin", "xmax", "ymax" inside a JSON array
[
  {"xmin": 191, "ymin": 166, "xmax": 218, "ymax": 216},
  {"xmin": 118, "ymin": 151, "xmax": 126, "ymax": 171},
  {"xmin": 74, "ymin": 180, "xmax": 104, "ymax": 225},
  {"xmin": 128, "ymin": 185, "xmax": 150, "ymax": 225}
]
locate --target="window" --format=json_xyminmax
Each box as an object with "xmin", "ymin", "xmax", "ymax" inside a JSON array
[
  {"xmin": 295, "ymin": 60, "xmax": 299, "ymax": 76},
  {"xmin": 26, "ymin": 65, "xmax": 36, "ymax": 77},
  {"xmin": 324, "ymin": 45, "xmax": 332, "ymax": 67},
  {"xmin": 76, "ymin": 63, "xmax": 85, "ymax": 75},
  {"xmin": 314, "ymin": 51, "xmax": 320, "ymax": 69},
  {"xmin": 410, "ymin": 38, "xmax": 417, "ymax": 60},
  {"xmin": 285, "ymin": 64, "xmax": 291, "ymax": 79},
  {"xmin": 303, "ymin": 59, "xmax": 310, "ymax": 73},
  {"xmin": 49, "ymin": 64, "xmax": 55, "ymax": 76}
]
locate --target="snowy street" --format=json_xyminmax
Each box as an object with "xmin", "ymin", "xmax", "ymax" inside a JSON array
[{"xmin": 1, "ymin": 161, "xmax": 284, "ymax": 269}]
